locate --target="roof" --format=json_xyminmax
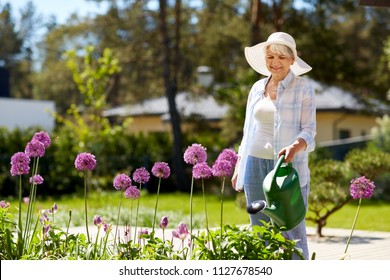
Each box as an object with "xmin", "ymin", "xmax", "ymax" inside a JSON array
[
  {"xmin": 311, "ymin": 79, "xmax": 389, "ymax": 114},
  {"xmin": 103, "ymin": 92, "xmax": 229, "ymax": 120},
  {"xmin": 103, "ymin": 81, "xmax": 388, "ymax": 120}
]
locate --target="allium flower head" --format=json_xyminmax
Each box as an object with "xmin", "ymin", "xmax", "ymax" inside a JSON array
[
  {"xmin": 151, "ymin": 162, "xmax": 170, "ymax": 179},
  {"xmin": 103, "ymin": 223, "xmax": 111, "ymax": 233},
  {"xmin": 29, "ymin": 174, "xmax": 44, "ymax": 185},
  {"xmin": 32, "ymin": 131, "xmax": 51, "ymax": 148},
  {"xmin": 25, "ymin": 139, "xmax": 46, "ymax": 158},
  {"xmin": 124, "ymin": 185, "xmax": 141, "ymax": 200},
  {"xmin": 192, "ymin": 162, "xmax": 212, "ymax": 179},
  {"xmin": 212, "ymin": 159, "xmax": 233, "ymax": 177},
  {"xmin": 138, "ymin": 228, "xmax": 149, "ymax": 238},
  {"xmin": 0, "ymin": 200, "xmax": 10, "ymax": 209},
  {"xmin": 10, "ymin": 152, "xmax": 30, "ymax": 176},
  {"xmin": 94, "ymin": 215, "xmax": 103, "ymax": 227},
  {"xmin": 217, "ymin": 148, "xmax": 238, "ymax": 167},
  {"xmin": 113, "ymin": 173, "xmax": 132, "ymax": 190},
  {"xmin": 74, "ymin": 152, "xmax": 97, "ymax": 171},
  {"xmin": 350, "ymin": 176, "xmax": 375, "ymax": 199},
  {"xmin": 172, "ymin": 222, "xmax": 189, "ymax": 240},
  {"xmin": 133, "ymin": 167, "xmax": 150, "ymax": 184},
  {"xmin": 159, "ymin": 216, "xmax": 169, "ymax": 229},
  {"xmin": 183, "ymin": 143, "xmax": 207, "ymax": 165}
]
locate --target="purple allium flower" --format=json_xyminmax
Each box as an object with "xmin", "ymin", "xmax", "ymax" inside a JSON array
[
  {"xmin": 32, "ymin": 131, "xmax": 51, "ymax": 148},
  {"xmin": 192, "ymin": 162, "xmax": 213, "ymax": 179},
  {"xmin": 43, "ymin": 224, "xmax": 51, "ymax": 236},
  {"xmin": 29, "ymin": 174, "xmax": 44, "ymax": 185},
  {"xmin": 74, "ymin": 152, "xmax": 97, "ymax": 171},
  {"xmin": 172, "ymin": 222, "xmax": 189, "ymax": 240},
  {"xmin": 113, "ymin": 173, "xmax": 132, "ymax": 190},
  {"xmin": 124, "ymin": 185, "xmax": 141, "ymax": 200},
  {"xmin": 48, "ymin": 203, "xmax": 58, "ymax": 214},
  {"xmin": 103, "ymin": 223, "xmax": 111, "ymax": 233},
  {"xmin": 138, "ymin": 228, "xmax": 149, "ymax": 237},
  {"xmin": 217, "ymin": 148, "xmax": 238, "ymax": 167},
  {"xmin": 151, "ymin": 162, "xmax": 171, "ymax": 179},
  {"xmin": 212, "ymin": 159, "xmax": 233, "ymax": 177},
  {"xmin": 10, "ymin": 152, "xmax": 30, "ymax": 176},
  {"xmin": 25, "ymin": 139, "xmax": 45, "ymax": 158},
  {"xmin": 159, "ymin": 216, "xmax": 169, "ymax": 229},
  {"xmin": 0, "ymin": 200, "xmax": 10, "ymax": 209},
  {"xmin": 23, "ymin": 197, "xmax": 29, "ymax": 204},
  {"xmin": 183, "ymin": 143, "xmax": 207, "ymax": 165},
  {"xmin": 39, "ymin": 210, "xmax": 49, "ymax": 225},
  {"xmin": 133, "ymin": 167, "xmax": 150, "ymax": 184},
  {"xmin": 94, "ymin": 215, "xmax": 103, "ymax": 227},
  {"xmin": 350, "ymin": 176, "xmax": 375, "ymax": 199}
]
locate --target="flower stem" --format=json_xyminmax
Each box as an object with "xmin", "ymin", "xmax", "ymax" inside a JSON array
[
  {"xmin": 84, "ymin": 171, "xmax": 90, "ymax": 243},
  {"xmin": 17, "ymin": 175, "xmax": 23, "ymax": 257},
  {"xmin": 133, "ymin": 183, "xmax": 142, "ymax": 243},
  {"xmin": 114, "ymin": 194, "xmax": 123, "ymax": 248},
  {"xmin": 189, "ymin": 176, "xmax": 194, "ymax": 238},
  {"xmin": 344, "ymin": 198, "xmax": 362, "ymax": 254},
  {"xmin": 220, "ymin": 177, "xmax": 225, "ymax": 260},
  {"xmin": 201, "ymin": 179, "xmax": 209, "ymax": 232},
  {"xmin": 152, "ymin": 178, "xmax": 162, "ymax": 233}
]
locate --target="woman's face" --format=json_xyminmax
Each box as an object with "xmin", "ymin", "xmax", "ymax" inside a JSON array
[{"xmin": 265, "ymin": 47, "xmax": 294, "ymax": 78}]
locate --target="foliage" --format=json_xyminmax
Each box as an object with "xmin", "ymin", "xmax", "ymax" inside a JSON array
[
  {"xmin": 192, "ymin": 223, "xmax": 303, "ymax": 260},
  {"xmin": 307, "ymin": 159, "xmax": 352, "ymax": 237},
  {"xmin": 0, "ymin": 133, "xmax": 301, "ymax": 260},
  {"xmin": 344, "ymin": 146, "xmax": 390, "ymax": 181},
  {"xmin": 371, "ymin": 114, "xmax": 390, "ymax": 153},
  {"xmin": 307, "ymin": 144, "xmax": 390, "ymax": 237}
]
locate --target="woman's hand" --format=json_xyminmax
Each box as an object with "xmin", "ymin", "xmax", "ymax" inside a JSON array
[{"xmin": 278, "ymin": 138, "xmax": 307, "ymax": 162}]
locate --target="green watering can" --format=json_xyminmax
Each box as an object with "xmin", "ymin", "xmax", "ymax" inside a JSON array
[{"xmin": 247, "ymin": 154, "xmax": 306, "ymax": 231}]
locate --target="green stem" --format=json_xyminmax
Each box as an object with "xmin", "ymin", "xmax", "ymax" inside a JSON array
[
  {"xmin": 94, "ymin": 227, "xmax": 100, "ymax": 258},
  {"xmin": 344, "ymin": 198, "xmax": 362, "ymax": 254},
  {"xmin": 133, "ymin": 183, "xmax": 142, "ymax": 243},
  {"xmin": 114, "ymin": 194, "xmax": 123, "ymax": 248},
  {"xmin": 202, "ymin": 179, "xmax": 209, "ymax": 232},
  {"xmin": 189, "ymin": 176, "xmax": 194, "ymax": 242},
  {"xmin": 17, "ymin": 175, "xmax": 23, "ymax": 257},
  {"xmin": 220, "ymin": 177, "xmax": 226, "ymax": 260},
  {"xmin": 84, "ymin": 171, "xmax": 90, "ymax": 243},
  {"xmin": 152, "ymin": 178, "xmax": 162, "ymax": 233},
  {"xmin": 64, "ymin": 210, "xmax": 72, "ymax": 251}
]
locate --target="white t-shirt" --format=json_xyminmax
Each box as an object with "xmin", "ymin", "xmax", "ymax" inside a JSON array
[{"xmin": 248, "ymin": 97, "xmax": 276, "ymax": 159}]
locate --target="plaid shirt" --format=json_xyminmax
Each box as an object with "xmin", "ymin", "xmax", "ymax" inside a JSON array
[{"xmin": 237, "ymin": 70, "xmax": 316, "ymax": 188}]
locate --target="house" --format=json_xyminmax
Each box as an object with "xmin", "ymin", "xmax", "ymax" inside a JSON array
[
  {"xmin": 103, "ymin": 80, "xmax": 388, "ymax": 158},
  {"xmin": 103, "ymin": 92, "xmax": 229, "ymax": 133},
  {"xmin": 0, "ymin": 97, "xmax": 56, "ymax": 132}
]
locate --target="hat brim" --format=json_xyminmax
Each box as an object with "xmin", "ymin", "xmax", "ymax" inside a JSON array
[{"xmin": 244, "ymin": 42, "xmax": 312, "ymax": 76}]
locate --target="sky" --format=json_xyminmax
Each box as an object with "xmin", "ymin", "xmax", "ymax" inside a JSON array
[{"xmin": 5, "ymin": 0, "xmax": 110, "ymax": 24}]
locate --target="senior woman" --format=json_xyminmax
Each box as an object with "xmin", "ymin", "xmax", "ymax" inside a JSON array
[{"xmin": 231, "ymin": 32, "xmax": 316, "ymax": 260}]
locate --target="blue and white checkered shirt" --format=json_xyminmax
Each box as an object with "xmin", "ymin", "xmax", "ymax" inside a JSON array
[{"xmin": 237, "ymin": 70, "xmax": 316, "ymax": 188}]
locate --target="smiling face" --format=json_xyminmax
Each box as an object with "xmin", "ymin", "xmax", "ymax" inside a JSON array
[{"xmin": 265, "ymin": 44, "xmax": 295, "ymax": 79}]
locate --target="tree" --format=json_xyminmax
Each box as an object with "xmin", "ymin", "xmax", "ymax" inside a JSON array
[
  {"xmin": 307, "ymin": 159, "xmax": 352, "ymax": 237},
  {"xmin": 0, "ymin": 2, "xmax": 39, "ymax": 98},
  {"xmin": 158, "ymin": 0, "xmax": 189, "ymax": 191}
]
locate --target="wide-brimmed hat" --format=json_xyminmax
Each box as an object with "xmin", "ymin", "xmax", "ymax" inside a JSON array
[{"xmin": 244, "ymin": 32, "xmax": 312, "ymax": 76}]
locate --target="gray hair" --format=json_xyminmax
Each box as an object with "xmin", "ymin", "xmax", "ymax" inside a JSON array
[{"xmin": 265, "ymin": 43, "xmax": 294, "ymax": 58}]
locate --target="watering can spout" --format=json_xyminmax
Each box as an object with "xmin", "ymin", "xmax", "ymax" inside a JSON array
[{"xmin": 247, "ymin": 200, "xmax": 286, "ymax": 227}]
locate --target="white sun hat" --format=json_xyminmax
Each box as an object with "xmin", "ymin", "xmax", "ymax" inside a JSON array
[{"xmin": 244, "ymin": 32, "xmax": 312, "ymax": 76}]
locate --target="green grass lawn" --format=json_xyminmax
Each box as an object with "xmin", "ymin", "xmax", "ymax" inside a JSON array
[{"xmin": 6, "ymin": 191, "xmax": 390, "ymax": 232}]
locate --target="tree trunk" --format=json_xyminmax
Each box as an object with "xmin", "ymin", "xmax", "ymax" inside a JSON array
[
  {"xmin": 250, "ymin": 0, "xmax": 262, "ymax": 45},
  {"xmin": 158, "ymin": 0, "xmax": 189, "ymax": 192}
]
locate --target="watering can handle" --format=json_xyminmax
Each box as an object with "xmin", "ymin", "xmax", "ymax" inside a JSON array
[
  {"xmin": 275, "ymin": 154, "xmax": 286, "ymax": 171},
  {"xmin": 271, "ymin": 154, "xmax": 290, "ymax": 186}
]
